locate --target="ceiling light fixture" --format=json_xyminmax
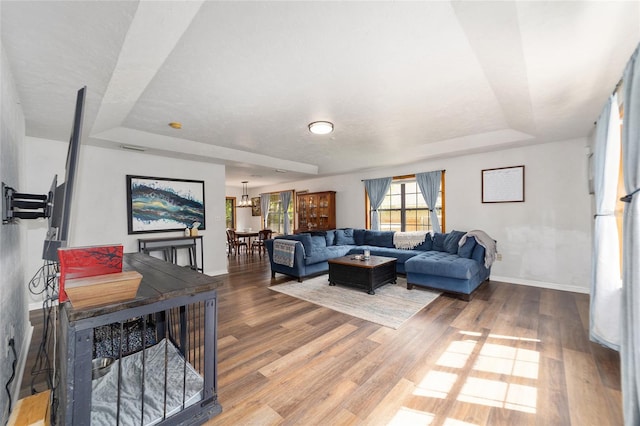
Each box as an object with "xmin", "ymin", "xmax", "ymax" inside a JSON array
[
  {"xmin": 238, "ymin": 181, "xmax": 251, "ymax": 208},
  {"xmin": 168, "ymin": 122, "xmax": 182, "ymax": 129},
  {"xmin": 308, "ymin": 121, "xmax": 333, "ymax": 135}
]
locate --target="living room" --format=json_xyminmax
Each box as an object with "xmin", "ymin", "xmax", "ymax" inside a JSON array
[{"xmin": 1, "ymin": 1, "xmax": 639, "ymax": 425}]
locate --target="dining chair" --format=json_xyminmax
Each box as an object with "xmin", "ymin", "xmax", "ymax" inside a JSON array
[
  {"xmin": 226, "ymin": 229, "xmax": 247, "ymax": 256},
  {"xmin": 251, "ymin": 229, "xmax": 272, "ymax": 257}
]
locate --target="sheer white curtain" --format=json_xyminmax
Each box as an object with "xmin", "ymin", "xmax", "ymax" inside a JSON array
[
  {"xmin": 260, "ymin": 194, "xmax": 270, "ymax": 229},
  {"xmin": 590, "ymin": 94, "xmax": 621, "ymax": 350},
  {"xmin": 280, "ymin": 191, "xmax": 292, "ymax": 235},
  {"xmin": 364, "ymin": 178, "xmax": 391, "ymax": 231},
  {"xmin": 416, "ymin": 171, "xmax": 442, "ymax": 233},
  {"xmin": 621, "ymin": 44, "xmax": 640, "ymax": 426}
]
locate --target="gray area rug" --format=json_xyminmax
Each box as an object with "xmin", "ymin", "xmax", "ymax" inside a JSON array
[{"xmin": 269, "ymin": 275, "xmax": 441, "ymax": 329}]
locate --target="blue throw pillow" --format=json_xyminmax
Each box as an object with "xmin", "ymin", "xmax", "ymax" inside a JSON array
[
  {"xmin": 432, "ymin": 233, "xmax": 446, "ymax": 251},
  {"xmin": 444, "ymin": 230, "xmax": 465, "ymax": 254},
  {"xmin": 310, "ymin": 235, "xmax": 327, "ymax": 250},
  {"xmin": 324, "ymin": 230, "xmax": 336, "ymax": 246},
  {"xmin": 415, "ymin": 233, "xmax": 433, "ymax": 251},
  {"xmin": 353, "ymin": 229, "xmax": 366, "ymax": 245},
  {"xmin": 364, "ymin": 230, "xmax": 395, "ymax": 248},
  {"xmin": 335, "ymin": 228, "xmax": 356, "ymax": 245},
  {"xmin": 457, "ymin": 235, "xmax": 476, "ymax": 258}
]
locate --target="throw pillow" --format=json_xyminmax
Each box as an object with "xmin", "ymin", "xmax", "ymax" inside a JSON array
[
  {"xmin": 457, "ymin": 235, "xmax": 476, "ymax": 258},
  {"xmin": 310, "ymin": 235, "xmax": 327, "ymax": 251},
  {"xmin": 432, "ymin": 233, "xmax": 446, "ymax": 251},
  {"xmin": 324, "ymin": 229, "xmax": 336, "ymax": 246},
  {"xmin": 335, "ymin": 228, "xmax": 356, "ymax": 245},
  {"xmin": 444, "ymin": 230, "xmax": 465, "ymax": 254},
  {"xmin": 353, "ymin": 229, "xmax": 366, "ymax": 245},
  {"xmin": 364, "ymin": 230, "xmax": 395, "ymax": 248},
  {"xmin": 415, "ymin": 233, "xmax": 433, "ymax": 251}
]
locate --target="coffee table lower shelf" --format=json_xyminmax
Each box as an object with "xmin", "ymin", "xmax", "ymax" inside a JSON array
[{"xmin": 328, "ymin": 255, "xmax": 397, "ymax": 295}]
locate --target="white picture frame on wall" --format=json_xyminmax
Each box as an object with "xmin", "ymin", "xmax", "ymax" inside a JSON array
[{"xmin": 482, "ymin": 165, "xmax": 525, "ymax": 203}]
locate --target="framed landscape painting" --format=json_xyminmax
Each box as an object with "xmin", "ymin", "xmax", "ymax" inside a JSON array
[
  {"xmin": 251, "ymin": 197, "xmax": 261, "ymax": 216},
  {"xmin": 127, "ymin": 175, "xmax": 206, "ymax": 234}
]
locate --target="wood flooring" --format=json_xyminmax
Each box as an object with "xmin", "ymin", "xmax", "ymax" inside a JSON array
[{"xmin": 21, "ymin": 254, "xmax": 622, "ymax": 425}]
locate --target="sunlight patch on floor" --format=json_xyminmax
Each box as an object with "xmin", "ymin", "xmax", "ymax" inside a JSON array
[
  {"xmin": 443, "ymin": 418, "xmax": 479, "ymax": 426},
  {"xmin": 436, "ymin": 339, "xmax": 477, "ymax": 368},
  {"xmin": 410, "ymin": 330, "xmax": 540, "ymax": 422},
  {"xmin": 387, "ymin": 407, "xmax": 435, "ymax": 425},
  {"xmin": 473, "ymin": 342, "xmax": 540, "ymax": 379},
  {"xmin": 458, "ymin": 377, "xmax": 537, "ymax": 414},
  {"xmin": 415, "ymin": 371, "xmax": 458, "ymax": 399}
]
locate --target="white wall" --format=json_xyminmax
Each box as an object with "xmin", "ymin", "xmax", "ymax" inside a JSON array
[
  {"xmin": 0, "ymin": 44, "xmax": 30, "ymax": 424},
  {"xmin": 256, "ymin": 138, "xmax": 593, "ymax": 293},
  {"xmin": 24, "ymin": 138, "xmax": 228, "ymax": 305}
]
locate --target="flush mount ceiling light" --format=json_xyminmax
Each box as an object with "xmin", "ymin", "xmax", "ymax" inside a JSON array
[
  {"xmin": 238, "ymin": 181, "xmax": 251, "ymax": 208},
  {"xmin": 168, "ymin": 122, "xmax": 182, "ymax": 129},
  {"xmin": 308, "ymin": 121, "xmax": 333, "ymax": 135}
]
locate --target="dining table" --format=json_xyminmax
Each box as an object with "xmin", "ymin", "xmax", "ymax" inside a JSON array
[{"xmin": 234, "ymin": 231, "xmax": 259, "ymax": 253}]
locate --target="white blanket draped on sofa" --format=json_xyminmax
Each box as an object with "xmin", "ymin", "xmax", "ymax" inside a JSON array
[{"xmin": 393, "ymin": 231, "xmax": 429, "ymax": 250}]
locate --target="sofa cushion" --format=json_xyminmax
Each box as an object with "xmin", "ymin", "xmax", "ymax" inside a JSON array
[
  {"xmin": 432, "ymin": 233, "xmax": 446, "ymax": 251},
  {"xmin": 457, "ymin": 236, "xmax": 476, "ymax": 259},
  {"xmin": 353, "ymin": 229, "xmax": 366, "ymax": 245},
  {"xmin": 405, "ymin": 251, "xmax": 482, "ymax": 280},
  {"xmin": 335, "ymin": 228, "xmax": 356, "ymax": 245},
  {"xmin": 279, "ymin": 233, "xmax": 312, "ymax": 256},
  {"xmin": 444, "ymin": 230, "xmax": 465, "ymax": 254},
  {"xmin": 310, "ymin": 235, "xmax": 327, "ymax": 250},
  {"xmin": 364, "ymin": 230, "xmax": 395, "ymax": 248},
  {"xmin": 472, "ymin": 243, "xmax": 487, "ymax": 266},
  {"xmin": 324, "ymin": 230, "xmax": 336, "ymax": 246},
  {"xmin": 414, "ymin": 233, "xmax": 433, "ymax": 251}
]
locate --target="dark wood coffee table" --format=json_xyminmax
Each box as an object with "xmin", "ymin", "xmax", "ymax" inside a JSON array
[{"xmin": 328, "ymin": 255, "xmax": 397, "ymax": 295}]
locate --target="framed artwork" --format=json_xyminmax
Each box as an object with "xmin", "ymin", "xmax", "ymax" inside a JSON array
[
  {"xmin": 126, "ymin": 175, "xmax": 206, "ymax": 234},
  {"xmin": 251, "ymin": 197, "xmax": 261, "ymax": 216},
  {"xmin": 482, "ymin": 165, "xmax": 525, "ymax": 203}
]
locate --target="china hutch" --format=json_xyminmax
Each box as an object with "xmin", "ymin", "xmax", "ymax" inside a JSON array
[{"xmin": 295, "ymin": 191, "xmax": 336, "ymax": 233}]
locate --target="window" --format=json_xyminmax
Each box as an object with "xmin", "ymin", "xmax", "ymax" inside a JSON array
[
  {"xmin": 370, "ymin": 175, "xmax": 444, "ymax": 232},
  {"xmin": 225, "ymin": 197, "xmax": 235, "ymax": 230},
  {"xmin": 265, "ymin": 191, "xmax": 294, "ymax": 234},
  {"xmin": 616, "ymin": 102, "xmax": 624, "ymax": 272}
]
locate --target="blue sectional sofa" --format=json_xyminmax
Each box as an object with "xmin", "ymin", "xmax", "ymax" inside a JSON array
[{"xmin": 265, "ymin": 228, "xmax": 492, "ymax": 299}]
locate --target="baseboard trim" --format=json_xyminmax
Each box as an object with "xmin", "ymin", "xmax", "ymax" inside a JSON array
[
  {"xmin": 491, "ymin": 275, "xmax": 589, "ymax": 294},
  {"xmin": 10, "ymin": 324, "xmax": 33, "ymax": 407},
  {"xmin": 205, "ymin": 268, "xmax": 228, "ymax": 277}
]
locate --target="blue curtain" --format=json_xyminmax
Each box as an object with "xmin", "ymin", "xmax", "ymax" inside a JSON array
[
  {"xmin": 590, "ymin": 94, "xmax": 621, "ymax": 350},
  {"xmin": 364, "ymin": 178, "xmax": 391, "ymax": 231},
  {"xmin": 260, "ymin": 194, "xmax": 270, "ymax": 230},
  {"xmin": 621, "ymin": 44, "xmax": 640, "ymax": 426},
  {"xmin": 280, "ymin": 191, "xmax": 292, "ymax": 235},
  {"xmin": 416, "ymin": 171, "xmax": 442, "ymax": 233}
]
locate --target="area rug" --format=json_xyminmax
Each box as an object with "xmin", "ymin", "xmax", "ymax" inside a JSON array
[{"xmin": 269, "ymin": 275, "xmax": 440, "ymax": 329}]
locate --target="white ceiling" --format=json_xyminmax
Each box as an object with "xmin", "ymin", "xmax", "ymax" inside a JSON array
[{"xmin": 2, "ymin": 1, "xmax": 639, "ymax": 189}]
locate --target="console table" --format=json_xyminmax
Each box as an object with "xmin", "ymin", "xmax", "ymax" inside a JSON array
[
  {"xmin": 138, "ymin": 235, "xmax": 203, "ymax": 273},
  {"xmin": 58, "ymin": 253, "xmax": 222, "ymax": 425}
]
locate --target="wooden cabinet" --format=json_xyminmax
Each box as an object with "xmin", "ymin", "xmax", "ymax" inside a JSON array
[{"xmin": 296, "ymin": 191, "xmax": 336, "ymax": 233}]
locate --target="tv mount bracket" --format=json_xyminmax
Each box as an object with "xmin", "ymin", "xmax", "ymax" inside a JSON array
[{"xmin": 2, "ymin": 182, "xmax": 52, "ymax": 224}]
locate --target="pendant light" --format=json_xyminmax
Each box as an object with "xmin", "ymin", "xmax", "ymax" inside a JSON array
[{"xmin": 238, "ymin": 181, "xmax": 251, "ymax": 207}]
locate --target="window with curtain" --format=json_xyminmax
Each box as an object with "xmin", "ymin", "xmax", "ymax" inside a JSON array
[
  {"xmin": 225, "ymin": 197, "xmax": 236, "ymax": 229},
  {"xmin": 616, "ymin": 103, "xmax": 625, "ymax": 271},
  {"xmin": 265, "ymin": 191, "xmax": 294, "ymax": 234},
  {"xmin": 371, "ymin": 176, "xmax": 444, "ymax": 232}
]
